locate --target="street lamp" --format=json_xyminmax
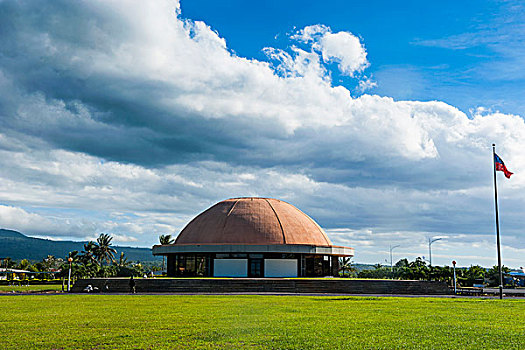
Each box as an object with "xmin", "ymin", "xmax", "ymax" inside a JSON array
[
  {"xmin": 428, "ymin": 237, "xmax": 443, "ymax": 266},
  {"xmin": 67, "ymin": 257, "xmax": 73, "ymax": 292},
  {"xmin": 389, "ymin": 245, "xmax": 400, "ymax": 278}
]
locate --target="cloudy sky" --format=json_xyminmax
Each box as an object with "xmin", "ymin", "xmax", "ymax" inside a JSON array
[{"xmin": 0, "ymin": 0, "xmax": 524, "ymax": 267}]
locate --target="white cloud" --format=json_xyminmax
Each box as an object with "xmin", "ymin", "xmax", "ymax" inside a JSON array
[
  {"xmin": 0, "ymin": 205, "xmax": 94, "ymax": 238},
  {"xmin": 292, "ymin": 24, "xmax": 369, "ymax": 76},
  {"xmin": 357, "ymin": 76, "xmax": 377, "ymax": 92},
  {"xmin": 319, "ymin": 31, "xmax": 369, "ymax": 76}
]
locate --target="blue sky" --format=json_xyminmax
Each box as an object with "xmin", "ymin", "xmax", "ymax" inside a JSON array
[
  {"xmin": 183, "ymin": 0, "xmax": 524, "ymax": 115},
  {"xmin": 0, "ymin": 0, "xmax": 524, "ymax": 267}
]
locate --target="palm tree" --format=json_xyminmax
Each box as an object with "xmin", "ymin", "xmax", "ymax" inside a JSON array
[
  {"xmin": 339, "ymin": 257, "xmax": 352, "ymax": 278},
  {"xmin": 159, "ymin": 234, "xmax": 175, "ymax": 273},
  {"xmin": 81, "ymin": 241, "xmax": 99, "ymax": 266},
  {"xmin": 115, "ymin": 252, "xmax": 130, "ymax": 267},
  {"xmin": 43, "ymin": 255, "xmax": 58, "ymax": 270},
  {"xmin": 159, "ymin": 234, "xmax": 175, "ymax": 245},
  {"xmin": 2, "ymin": 257, "xmax": 15, "ymax": 268},
  {"xmin": 18, "ymin": 259, "xmax": 31, "ymax": 270},
  {"xmin": 94, "ymin": 233, "xmax": 117, "ymax": 265},
  {"xmin": 68, "ymin": 250, "xmax": 80, "ymax": 262},
  {"xmin": 341, "ymin": 257, "xmax": 357, "ymax": 278}
]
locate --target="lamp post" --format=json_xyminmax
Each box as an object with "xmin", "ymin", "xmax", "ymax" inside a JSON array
[
  {"xmin": 389, "ymin": 245, "xmax": 400, "ymax": 278},
  {"xmin": 67, "ymin": 257, "xmax": 73, "ymax": 292},
  {"xmin": 428, "ymin": 237, "xmax": 443, "ymax": 266}
]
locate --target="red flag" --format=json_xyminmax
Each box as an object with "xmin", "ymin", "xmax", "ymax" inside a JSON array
[{"xmin": 494, "ymin": 153, "xmax": 513, "ymax": 179}]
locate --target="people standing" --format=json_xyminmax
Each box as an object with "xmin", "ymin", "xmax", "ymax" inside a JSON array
[{"xmin": 129, "ymin": 275, "xmax": 136, "ymax": 294}]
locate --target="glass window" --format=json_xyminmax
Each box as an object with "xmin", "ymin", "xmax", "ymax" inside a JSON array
[
  {"xmin": 176, "ymin": 255, "xmax": 186, "ymax": 276},
  {"xmin": 196, "ymin": 255, "xmax": 207, "ymax": 277},
  {"xmin": 314, "ymin": 256, "xmax": 323, "ymax": 276},
  {"xmin": 185, "ymin": 255, "xmax": 196, "ymax": 275}
]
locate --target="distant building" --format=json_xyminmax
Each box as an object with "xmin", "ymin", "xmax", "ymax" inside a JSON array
[
  {"xmin": 153, "ymin": 197, "xmax": 353, "ymax": 277},
  {"xmin": 0, "ymin": 268, "xmax": 31, "ymax": 280},
  {"xmin": 507, "ymin": 269, "xmax": 525, "ymax": 287}
]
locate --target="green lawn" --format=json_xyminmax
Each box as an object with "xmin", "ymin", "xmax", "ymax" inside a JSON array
[
  {"xmin": 0, "ymin": 295, "xmax": 524, "ymax": 349},
  {"xmin": 0, "ymin": 284, "xmax": 63, "ymax": 293}
]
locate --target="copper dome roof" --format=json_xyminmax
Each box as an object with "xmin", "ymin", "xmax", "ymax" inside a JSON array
[{"xmin": 174, "ymin": 197, "xmax": 332, "ymax": 246}]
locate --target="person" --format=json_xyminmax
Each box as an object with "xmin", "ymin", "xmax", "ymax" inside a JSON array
[{"xmin": 129, "ymin": 275, "xmax": 136, "ymax": 294}]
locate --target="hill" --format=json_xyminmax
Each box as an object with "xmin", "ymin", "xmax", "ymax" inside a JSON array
[{"xmin": 0, "ymin": 229, "xmax": 160, "ymax": 262}]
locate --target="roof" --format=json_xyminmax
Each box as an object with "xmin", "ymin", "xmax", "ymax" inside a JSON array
[
  {"xmin": 153, "ymin": 243, "xmax": 354, "ymax": 257},
  {"xmin": 0, "ymin": 268, "xmax": 31, "ymax": 273},
  {"xmin": 174, "ymin": 197, "xmax": 333, "ymax": 246}
]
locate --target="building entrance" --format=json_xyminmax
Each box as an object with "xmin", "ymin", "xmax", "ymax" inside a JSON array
[{"xmin": 248, "ymin": 258, "xmax": 263, "ymax": 277}]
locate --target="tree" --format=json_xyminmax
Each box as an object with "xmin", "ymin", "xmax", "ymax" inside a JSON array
[
  {"xmin": 407, "ymin": 257, "xmax": 429, "ymax": 280},
  {"xmin": 81, "ymin": 241, "xmax": 99, "ymax": 266},
  {"xmin": 459, "ymin": 265, "xmax": 486, "ymax": 287},
  {"xmin": 358, "ymin": 266, "xmax": 390, "ymax": 279},
  {"xmin": 115, "ymin": 252, "xmax": 130, "ymax": 268},
  {"xmin": 42, "ymin": 255, "xmax": 63, "ymax": 270},
  {"xmin": 159, "ymin": 234, "xmax": 175, "ymax": 245},
  {"xmin": 1, "ymin": 257, "xmax": 15, "ymax": 269},
  {"xmin": 94, "ymin": 233, "xmax": 117, "ymax": 265},
  {"xmin": 393, "ymin": 259, "xmax": 410, "ymax": 280},
  {"xmin": 339, "ymin": 257, "xmax": 355, "ymax": 278},
  {"xmin": 68, "ymin": 250, "xmax": 80, "ymax": 262},
  {"xmin": 74, "ymin": 242, "xmax": 101, "ymax": 278},
  {"xmin": 18, "ymin": 259, "xmax": 31, "ymax": 270},
  {"xmin": 486, "ymin": 265, "xmax": 511, "ymax": 287},
  {"xmin": 429, "ymin": 265, "xmax": 452, "ymax": 284},
  {"xmin": 159, "ymin": 234, "xmax": 175, "ymax": 272}
]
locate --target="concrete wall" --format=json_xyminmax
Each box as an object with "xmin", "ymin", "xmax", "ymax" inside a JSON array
[
  {"xmin": 213, "ymin": 259, "xmax": 247, "ymax": 277},
  {"xmin": 264, "ymin": 259, "xmax": 298, "ymax": 277},
  {"xmin": 71, "ymin": 278, "xmax": 452, "ymax": 295}
]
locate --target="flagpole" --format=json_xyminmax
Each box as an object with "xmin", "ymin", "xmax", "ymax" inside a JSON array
[{"xmin": 492, "ymin": 144, "xmax": 503, "ymax": 299}]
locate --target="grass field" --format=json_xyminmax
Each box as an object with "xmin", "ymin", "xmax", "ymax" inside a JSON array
[
  {"xmin": 0, "ymin": 295, "xmax": 524, "ymax": 349},
  {"xmin": 0, "ymin": 284, "xmax": 63, "ymax": 293}
]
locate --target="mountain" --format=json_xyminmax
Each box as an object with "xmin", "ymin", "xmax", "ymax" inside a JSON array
[{"xmin": 0, "ymin": 229, "xmax": 160, "ymax": 262}]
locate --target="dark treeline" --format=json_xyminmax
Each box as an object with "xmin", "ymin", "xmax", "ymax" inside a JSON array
[{"xmin": 340, "ymin": 257, "xmax": 511, "ymax": 287}]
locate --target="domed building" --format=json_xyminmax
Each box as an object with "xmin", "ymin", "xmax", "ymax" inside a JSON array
[{"xmin": 152, "ymin": 197, "xmax": 354, "ymax": 277}]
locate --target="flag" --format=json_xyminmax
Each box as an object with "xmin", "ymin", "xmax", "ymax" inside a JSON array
[{"xmin": 494, "ymin": 153, "xmax": 513, "ymax": 179}]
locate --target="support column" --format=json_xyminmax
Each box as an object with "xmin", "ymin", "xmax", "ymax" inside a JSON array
[
  {"xmin": 331, "ymin": 256, "xmax": 340, "ymax": 277},
  {"xmin": 166, "ymin": 255, "xmax": 175, "ymax": 277}
]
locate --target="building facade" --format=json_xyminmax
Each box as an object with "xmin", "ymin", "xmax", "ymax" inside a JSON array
[{"xmin": 152, "ymin": 197, "xmax": 353, "ymax": 278}]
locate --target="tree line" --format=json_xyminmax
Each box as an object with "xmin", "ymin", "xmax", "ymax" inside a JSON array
[
  {"xmin": 340, "ymin": 257, "xmax": 511, "ymax": 287},
  {"xmin": 2, "ymin": 233, "xmax": 161, "ymax": 280}
]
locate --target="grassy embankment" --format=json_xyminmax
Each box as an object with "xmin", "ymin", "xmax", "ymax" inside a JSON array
[{"xmin": 0, "ymin": 295, "xmax": 524, "ymax": 349}]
